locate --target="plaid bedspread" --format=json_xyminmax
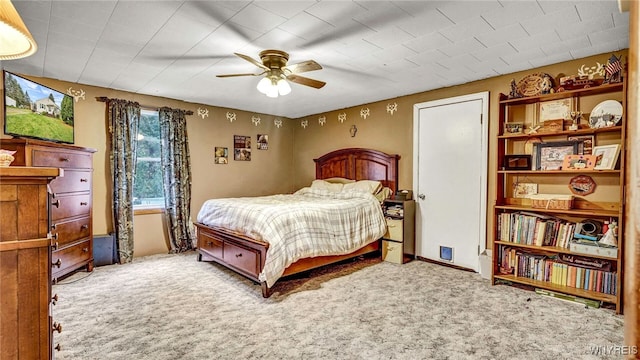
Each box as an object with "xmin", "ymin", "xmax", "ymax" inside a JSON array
[{"xmin": 196, "ymin": 187, "xmax": 386, "ymax": 287}]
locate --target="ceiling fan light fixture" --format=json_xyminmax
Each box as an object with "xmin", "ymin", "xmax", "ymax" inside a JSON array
[
  {"xmin": 265, "ymin": 84, "xmax": 279, "ymax": 98},
  {"xmin": 277, "ymin": 78, "xmax": 291, "ymax": 96},
  {"xmin": 256, "ymin": 77, "xmax": 272, "ymax": 95}
]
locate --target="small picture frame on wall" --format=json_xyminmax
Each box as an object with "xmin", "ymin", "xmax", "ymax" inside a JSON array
[
  {"xmin": 214, "ymin": 147, "xmax": 228, "ymax": 164},
  {"xmin": 234, "ymin": 135, "xmax": 251, "ymax": 161},
  {"xmin": 257, "ymin": 134, "xmax": 269, "ymax": 150}
]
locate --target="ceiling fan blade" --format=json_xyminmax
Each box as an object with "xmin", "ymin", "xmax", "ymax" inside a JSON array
[
  {"xmin": 216, "ymin": 73, "xmax": 262, "ymax": 78},
  {"xmin": 234, "ymin": 53, "xmax": 270, "ymax": 71},
  {"xmin": 283, "ymin": 60, "xmax": 322, "ymax": 74},
  {"xmin": 286, "ymin": 74, "xmax": 326, "ymax": 89}
]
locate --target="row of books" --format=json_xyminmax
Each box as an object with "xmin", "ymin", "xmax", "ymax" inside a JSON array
[
  {"xmin": 497, "ymin": 212, "xmax": 576, "ymax": 248},
  {"xmin": 499, "ymin": 247, "xmax": 617, "ymax": 295}
]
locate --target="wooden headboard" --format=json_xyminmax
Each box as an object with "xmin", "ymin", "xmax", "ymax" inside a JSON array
[{"xmin": 314, "ymin": 148, "xmax": 400, "ymax": 194}]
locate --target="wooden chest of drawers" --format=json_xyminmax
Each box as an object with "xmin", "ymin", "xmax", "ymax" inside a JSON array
[
  {"xmin": 0, "ymin": 166, "xmax": 61, "ymax": 360},
  {"xmin": 1, "ymin": 139, "xmax": 96, "ymax": 281}
]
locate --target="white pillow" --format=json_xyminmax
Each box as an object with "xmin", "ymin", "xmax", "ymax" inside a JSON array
[
  {"xmin": 310, "ymin": 179, "xmax": 344, "ymax": 192},
  {"xmin": 324, "ymin": 177, "xmax": 355, "ymax": 184},
  {"xmin": 343, "ymin": 180, "xmax": 382, "ymax": 194}
]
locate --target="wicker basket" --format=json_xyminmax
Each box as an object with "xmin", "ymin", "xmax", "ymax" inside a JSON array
[
  {"xmin": 0, "ymin": 153, "xmax": 15, "ymax": 167},
  {"xmin": 529, "ymin": 194, "xmax": 574, "ymax": 210}
]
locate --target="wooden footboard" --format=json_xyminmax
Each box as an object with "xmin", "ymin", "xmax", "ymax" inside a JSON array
[{"xmin": 195, "ymin": 222, "xmax": 380, "ymax": 297}]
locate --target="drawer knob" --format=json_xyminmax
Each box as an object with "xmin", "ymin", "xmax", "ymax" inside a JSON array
[
  {"xmin": 235, "ymin": 253, "xmax": 243, "ymax": 258},
  {"xmin": 51, "ymin": 233, "xmax": 59, "ymax": 240},
  {"xmin": 207, "ymin": 241, "xmax": 213, "ymax": 247},
  {"xmin": 80, "ymin": 201, "xmax": 88, "ymax": 206},
  {"xmin": 52, "ymin": 258, "xmax": 62, "ymax": 268},
  {"xmin": 52, "ymin": 242, "xmax": 59, "ymax": 250},
  {"xmin": 81, "ymin": 224, "xmax": 89, "ymax": 230},
  {"xmin": 60, "ymin": 157, "xmax": 70, "ymax": 162},
  {"xmin": 80, "ymin": 178, "xmax": 88, "ymax": 182},
  {"xmin": 51, "ymin": 199, "xmax": 60, "ymax": 208},
  {"xmin": 51, "ymin": 223, "xmax": 57, "ymax": 230},
  {"xmin": 82, "ymin": 247, "xmax": 89, "ymax": 253},
  {"xmin": 55, "ymin": 344, "xmax": 61, "ymax": 351},
  {"xmin": 52, "ymin": 294, "xmax": 58, "ymax": 305},
  {"xmin": 52, "ymin": 322, "xmax": 62, "ymax": 333}
]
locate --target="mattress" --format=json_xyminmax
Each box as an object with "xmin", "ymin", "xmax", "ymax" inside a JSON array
[{"xmin": 196, "ymin": 187, "xmax": 387, "ymax": 287}]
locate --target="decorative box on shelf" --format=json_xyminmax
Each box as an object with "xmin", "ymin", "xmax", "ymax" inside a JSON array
[
  {"xmin": 569, "ymin": 241, "xmax": 618, "ymax": 259},
  {"xmin": 529, "ymin": 194, "xmax": 574, "ymax": 210}
]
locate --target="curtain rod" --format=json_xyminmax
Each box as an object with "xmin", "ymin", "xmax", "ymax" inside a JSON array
[{"xmin": 96, "ymin": 97, "xmax": 194, "ymax": 115}]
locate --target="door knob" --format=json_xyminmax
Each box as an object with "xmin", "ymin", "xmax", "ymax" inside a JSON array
[{"xmin": 418, "ymin": 194, "xmax": 426, "ymax": 200}]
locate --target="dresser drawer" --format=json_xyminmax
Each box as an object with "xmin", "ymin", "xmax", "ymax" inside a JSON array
[
  {"xmin": 50, "ymin": 170, "xmax": 92, "ymax": 194},
  {"xmin": 52, "ymin": 239, "xmax": 92, "ymax": 278},
  {"xmin": 32, "ymin": 148, "xmax": 92, "ymax": 169},
  {"xmin": 224, "ymin": 241, "xmax": 260, "ymax": 277},
  {"xmin": 199, "ymin": 232, "xmax": 223, "ymax": 260},
  {"xmin": 384, "ymin": 219, "xmax": 403, "ymax": 241},
  {"xmin": 51, "ymin": 216, "xmax": 91, "ymax": 248},
  {"xmin": 51, "ymin": 193, "xmax": 91, "ymax": 221}
]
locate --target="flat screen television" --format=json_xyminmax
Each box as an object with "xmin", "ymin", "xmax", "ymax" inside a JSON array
[{"xmin": 3, "ymin": 71, "xmax": 74, "ymax": 144}]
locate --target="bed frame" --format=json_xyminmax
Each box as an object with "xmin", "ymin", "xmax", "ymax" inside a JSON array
[{"xmin": 195, "ymin": 148, "xmax": 399, "ymax": 297}]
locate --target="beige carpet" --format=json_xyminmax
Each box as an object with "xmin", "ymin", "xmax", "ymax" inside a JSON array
[{"xmin": 52, "ymin": 251, "xmax": 623, "ymax": 359}]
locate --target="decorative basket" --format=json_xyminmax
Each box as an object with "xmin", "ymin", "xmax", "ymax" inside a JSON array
[
  {"xmin": 0, "ymin": 150, "xmax": 16, "ymax": 167},
  {"xmin": 529, "ymin": 194, "xmax": 574, "ymax": 210}
]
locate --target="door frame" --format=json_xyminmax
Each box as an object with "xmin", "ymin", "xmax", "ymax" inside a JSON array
[{"xmin": 412, "ymin": 91, "xmax": 490, "ymax": 262}]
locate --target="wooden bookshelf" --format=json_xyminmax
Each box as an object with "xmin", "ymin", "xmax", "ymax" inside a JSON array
[{"xmin": 492, "ymin": 75, "xmax": 627, "ymax": 313}]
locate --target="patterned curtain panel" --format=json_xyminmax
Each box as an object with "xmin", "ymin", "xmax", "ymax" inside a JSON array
[
  {"xmin": 159, "ymin": 107, "xmax": 195, "ymax": 252},
  {"xmin": 107, "ymin": 99, "xmax": 141, "ymax": 263}
]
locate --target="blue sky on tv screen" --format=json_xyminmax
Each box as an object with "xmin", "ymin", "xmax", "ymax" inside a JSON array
[{"xmin": 10, "ymin": 74, "xmax": 65, "ymax": 107}]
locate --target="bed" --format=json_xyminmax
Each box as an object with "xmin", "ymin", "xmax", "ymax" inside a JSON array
[{"xmin": 194, "ymin": 148, "xmax": 399, "ymax": 297}]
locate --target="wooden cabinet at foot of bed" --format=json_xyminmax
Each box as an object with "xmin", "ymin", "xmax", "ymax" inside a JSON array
[{"xmin": 196, "ymin": 225, "xmax": 267, "ymax": 282}]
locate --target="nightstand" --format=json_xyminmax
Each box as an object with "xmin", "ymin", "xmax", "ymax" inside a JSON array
[{"xmin": 381, "ymin": 199, "xmax": 415, "ymax": 264}]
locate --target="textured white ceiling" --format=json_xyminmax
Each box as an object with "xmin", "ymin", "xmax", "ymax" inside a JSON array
[{"xmin": 2, "ymin": 0, "xmax": 629, "ymax": 118}]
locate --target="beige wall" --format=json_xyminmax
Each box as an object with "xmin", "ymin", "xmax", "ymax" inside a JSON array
[
  {"xmin": 1, "ymin": 75, "xmax": 296, "ymax": 257},
  {"xmin": 0, "ymin": 50, "xmax": 628, "ymax": 256},
  {"xmin": 292, "ymin": 50, "xmax": 629, "ymax": 251}
]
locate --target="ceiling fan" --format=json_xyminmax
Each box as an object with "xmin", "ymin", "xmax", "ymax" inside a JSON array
[{"xmin": 216, "ymin": 50, "xmax": 326, "ymax": 97}]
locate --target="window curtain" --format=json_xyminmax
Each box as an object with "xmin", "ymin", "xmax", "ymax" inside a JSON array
[
  {"xmin": 107, "ymin": 99, "xmax": 141, "ymax": 263},
  {"xmin": 159, "ymin": 107, "xmax": 195, "ymax": 252}
]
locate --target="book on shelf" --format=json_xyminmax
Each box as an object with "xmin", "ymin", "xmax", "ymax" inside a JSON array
[
  {"xmin": 497, "ymin": 211, "xmax": 576, "ymax": 249},
  {"xmin": 535, "ymin": 288, "xmax": 601, "ymax": 308},
  {"xmin": 497, "ymin": 246, "xmax": 617, "ymax": 295}
]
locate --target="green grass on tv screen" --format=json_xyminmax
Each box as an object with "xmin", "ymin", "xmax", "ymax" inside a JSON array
[{"xmin": 5, "ymin": 107, "xmax": 73, "ymax": 143}]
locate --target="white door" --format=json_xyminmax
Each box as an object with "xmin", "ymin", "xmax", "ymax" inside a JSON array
[{"xmin": 413, "ymin": 92, "xmax": 488, "ymax": 271}]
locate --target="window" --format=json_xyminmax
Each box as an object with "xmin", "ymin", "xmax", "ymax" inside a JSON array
[{"xmin": 133, "ymin": 109, "xmax": 164, "ymax": 209}]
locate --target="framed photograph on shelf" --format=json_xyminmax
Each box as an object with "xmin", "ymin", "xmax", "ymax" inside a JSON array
[
  {"xmin": 504, "ymin": 122, "xmax": 524, "ymax": 134},
  {"xmin": 593, "ymin": 144, "xmax": 621, "ymax": 170},
  {"xmin": 535, "ymin": 141, "xmax": 579, "ymax": 170},
  {"xmin": 503, "ymin": 154, "xmax": 531, "ymax": 170},
  {"xmin": 561, "ymin": 154, "xmax": 597, "ymax": 170},
  {"xmin": 513, "ymin": 182, "xmax": 538, "ymax": 198},
  {"xmin": 539, "ymin": 98, "xmax": 572, "ymax": 122},
  {"xmin": 567, "ymin": 135, "xmax": 594, "ymax": 155}
]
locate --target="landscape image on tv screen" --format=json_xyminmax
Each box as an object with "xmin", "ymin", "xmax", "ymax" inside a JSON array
[{"xmin": 4, "ymin": 71, "xmax": 74, "ymax": 143}]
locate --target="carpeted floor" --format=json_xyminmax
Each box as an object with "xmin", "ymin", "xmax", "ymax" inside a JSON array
[{"xmin": 52, "ymin": 251, "xmax": 624, "ymax": 359}]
